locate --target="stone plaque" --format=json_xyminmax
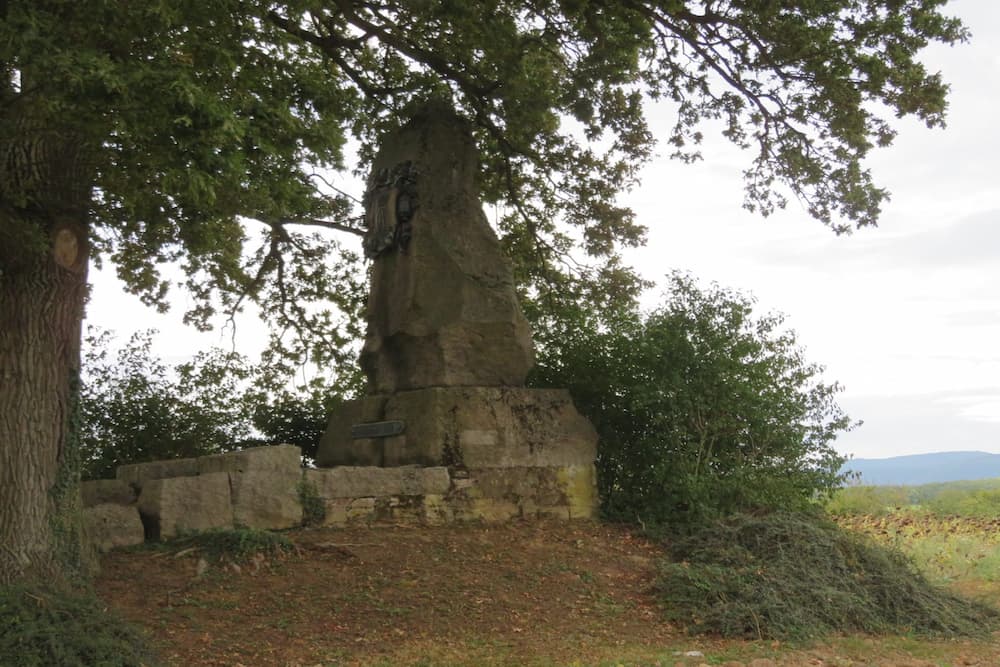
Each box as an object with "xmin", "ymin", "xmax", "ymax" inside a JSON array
[{"xmin": 351, "ymin": 420, "xmax": 406, "ymax": 439}]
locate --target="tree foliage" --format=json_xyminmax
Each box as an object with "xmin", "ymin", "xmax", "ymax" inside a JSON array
[
  {"xmin": 2, "ymin": 1, "xmax": 968, "ymax": 353},
  {"xmin": 531, "ymin": 272, "xmax": 856, "ymax": 526},
  {"xmin": 80, "ymin": 329, "xmax": 247, "ymax": 479}
]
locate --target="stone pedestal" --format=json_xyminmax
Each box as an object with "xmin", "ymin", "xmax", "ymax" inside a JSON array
[
  {"xmin": 317, "ymin": 387, "xmax": 596, "ymax": 468},
  {"xmin": 316, "ymin": 387, "xmax": 599, "ymax": 519}
]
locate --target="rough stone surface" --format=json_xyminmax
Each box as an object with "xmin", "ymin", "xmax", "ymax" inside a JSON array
[
  {"xmin": 305, "ymin": 465, "xmax": 596, "ymax": 525},
  {"xmin": 137, "ymin": 472, "xmax": 234, "ymax": 540},
  {"xmin": 83, "ymin": 503, "xmax": 145, "ymax": 552},
  {"xmin": 198, "ymin": 444, "xmax": 301, "ymax": 475},
  {"xmin": 449, "ymin": 465, "xmax": 598, "ymax": 520},
  {"xmin": 358, "ymin": 106, "xmax": 534, "ymax": 394},
  {"xmin": 81, "ymin": 479, "xmax": 135, "ymax": 507},
  {"xmin": 317, "ymin": 386, "xmax": 597, "ymax": 469},
  {"xmin": 317, "ymin": 396, "xmax": 388, "ymax": 466},
  {"xmin": 116, "ymin": 457, "xmax": 199, "ymax": 489},
  {"xmin": 305, "ymin": 466, "xmax": 450, "ymax": 499},
  {"xmin": 230, "ymin": 470, "xmax": 303, "ymax": 530}
]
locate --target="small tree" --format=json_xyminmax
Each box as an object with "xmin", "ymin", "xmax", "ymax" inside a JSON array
[{"xmin": 532, "ymin": 272, "xmax": 856, "ymax": 527}]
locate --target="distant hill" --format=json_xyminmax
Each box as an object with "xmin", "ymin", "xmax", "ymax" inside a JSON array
[{"xmin": 842, "ymin": 451, "xmax": 1000, "ymax": 486}]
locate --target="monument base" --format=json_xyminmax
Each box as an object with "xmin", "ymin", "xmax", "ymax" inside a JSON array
[{"xmin": 315, "ymin": 386, "xmax": 599, "ymax": 520}]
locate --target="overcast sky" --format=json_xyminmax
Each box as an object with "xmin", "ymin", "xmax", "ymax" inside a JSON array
[{"xmin": 86, "ymin": 0, "xmax": 999, "ymax": 461}]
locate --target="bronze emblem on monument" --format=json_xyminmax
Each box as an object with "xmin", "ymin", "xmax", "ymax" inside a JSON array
[{"xmin": 362, "ymin": 160, "xmax": 418, "ymax": 259}]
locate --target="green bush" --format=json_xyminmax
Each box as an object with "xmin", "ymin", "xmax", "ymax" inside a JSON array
[
  {"xmin": 251, "ymin": 394, "xmax": 331, "ymax": 463},
  {"xmin": 656, "ymin": 511, "xmax": 998, "ymax": 639},
  {"xmin": 79, "ymin": 327, "xmax": 358, "ymax": 478},
  {"xmin": 531, "ymin": 272, "xmax": 855, "ymax": 527},
  {"xmin": 0, "ymin": 585, "xmax": 156, "ymax": 667},
  {"xmin": 79, "ymin": 329, "xmax": 253, "ymax": 479}
]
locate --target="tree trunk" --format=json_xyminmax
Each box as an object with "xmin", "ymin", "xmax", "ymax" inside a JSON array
[{"xmin": 0, "ymin": 115, "xmax": 94, "ymax": 586}]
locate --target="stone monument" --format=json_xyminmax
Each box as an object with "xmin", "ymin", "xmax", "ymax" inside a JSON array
[{"xmin": 316, "ymin": 105, "xmax": 598, "ymax": 520}]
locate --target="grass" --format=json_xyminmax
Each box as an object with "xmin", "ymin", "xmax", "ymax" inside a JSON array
[
  {"xmin": 829, "ymin": 478, "xmax": 1000, "ymax": 585},
  {"xmin": 835, "ymin": 511, "xmax": 1000, "ymax": 583}
]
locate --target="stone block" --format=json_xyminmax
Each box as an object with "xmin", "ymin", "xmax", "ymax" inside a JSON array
[
  {"xmin": 534, "ymin": 505, "xmax": 571, "ymax": 520},
  {"xmin": 463, "ymin": 467, "xmax": 564, "ymax": 505},
  {"xmin": 83, "ymin": 503, "xmax": 145, "ymax": 552},
  {"xmin": 316, "ymin": 396, "xmax": 388, "ymax": 466},
  {"xmin": 449, "ymin": 465, "xmax": 598, "ymax": 520},
  {"xmin": 116, "ymin": 457, "xmax": 200, "ymax": 489},
  {"xmin": 422, "ymin": 495, "xmax": 452, "ymax": 525},
  {"xmin": 320, "ymin": 498, "xmax": 350, "ymax": 526},
  {"xmin": 230, "ymin": 469, "xmax": 302, "ymax": 530},
  {"xmin": 467, "ymin": 498, "xmax": 520, "ymax": 522},
  {"xmin": 559, "ymin": 465, "xmax": 599, "ymax": 519},
  {"xmin": 198, "ymin": 444, "xmax": 301, "ymax": 475},
  {"xmin": 81, "ymin": 479, "xmax": 135, "ymax": 507},
  {"xmin": 317, "ymin": 386, "xmax": 597, "ymax": 469},
  {"xmin": 304, "ymin": 466, "xmax": 450, "ymax": 499},
  {"xmin": 137, "ymin": 472, "xmax": 234, "ymax": 540},
  {"xmin": 346, "ymin": 497, "xmax": 376, "ymax": 524}
]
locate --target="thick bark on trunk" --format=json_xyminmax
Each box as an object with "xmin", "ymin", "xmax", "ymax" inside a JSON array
[
  {"xmin": 0, "ymin": 213, "xmax": 90, "ymax": 585},
  {"xmin": 0, "ymin": 115, "xmax": 93, "ymax": 585}
]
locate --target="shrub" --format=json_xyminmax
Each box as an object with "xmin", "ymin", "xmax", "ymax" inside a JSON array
[
  {"xmin": 531, "ymin": 272, "xmax": 856, "ymax": 527},
  {"xmin": 0, "ymin": 585, "xmax": 156, "ymax": 667},
  {"xmin": 656, "ymin": 511, "xmax": 998, "ymax": 639},
  {"xmin": 79, "ymin": 327, "xmax": 358, "ymax": 477},
  {"xmin": 79, "ymin": 329, "xmax": 253, "ymax": 479}
]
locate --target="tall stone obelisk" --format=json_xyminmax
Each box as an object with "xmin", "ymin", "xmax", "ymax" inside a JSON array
[{"xmin": 356, "ymin": 105, "xmax": 535, "ymax": 393}]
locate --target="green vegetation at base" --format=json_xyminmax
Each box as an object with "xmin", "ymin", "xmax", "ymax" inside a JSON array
[
  {"xmin": 0, "ymin": 585, "xmax": 156, "ymax": 667},
  {"xmin": 167, "ymin": 527, "xmax": 295, "ymax": 564},
  {"xmin": 656, "ymin": 511, "xmax": 999, "ymax": 640},
  {"xmin": 297, "ymin": 479, "xmax": 326, "ymax": 527}
]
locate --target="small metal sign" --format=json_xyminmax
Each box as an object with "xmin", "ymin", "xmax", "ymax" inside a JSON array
[{"xmin": 350, "ymin": 420, "xmax": 406, "ymax": 439}]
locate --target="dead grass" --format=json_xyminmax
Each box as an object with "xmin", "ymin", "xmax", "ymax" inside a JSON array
[{"xmin": 95, "ymin": 520, "xmax": 1000, "ymax": 666}]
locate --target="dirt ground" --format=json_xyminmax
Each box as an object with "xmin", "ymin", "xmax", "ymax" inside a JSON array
[{"xmin": 96, "ymin": 520, "xmax": 1000, "ymax": 666}]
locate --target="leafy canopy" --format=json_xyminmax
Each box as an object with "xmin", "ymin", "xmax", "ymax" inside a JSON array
[
  {"xmin": 531, "ymin": 272, "xmax": 856, "ymax": 526},
  {"xmin": 1, "ymin": 1, "xmax": 967, "ymax": 358}
]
